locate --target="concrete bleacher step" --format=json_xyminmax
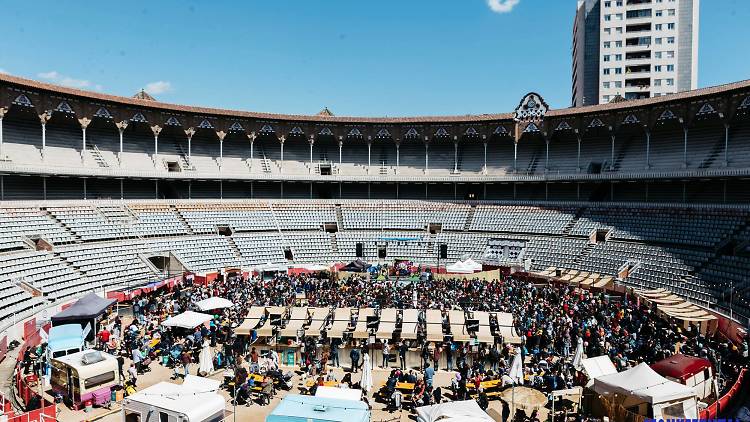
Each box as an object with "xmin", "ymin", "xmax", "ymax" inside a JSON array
[
  {"xmin": 463, "ymin": 206, "xmax": 476, "ymax": 231},
  {"xmin": 335, "ymin": 205, "xmax": 344, "ymax": 230},
  {"xmin": 44, "ymin": 210, "xmax": 81, "ymax": 242},
  {"xmin": 170, "ymin": 206, "xmax": 195, "ymax": 235},
  {"xmin": 562, "ymin": 209, "xmax": 584, "ymax": 236},
  {"xmin": 226, "ymin": 236, "xmax": 243, "ymax": 260},
  {"xmin": 573, "ymin": 242, "xmax": 596, "ymax": 266},
  {"xmin": 330, "ymin": 233, "xmax": 338, "ymax": 253},
  {"xmin": 612, "ymin": 135, "xmax": 634, "ymax": 171},
  {"xmin": 698, "ymin": 139, "xmax": 725, "ymax": 169}
]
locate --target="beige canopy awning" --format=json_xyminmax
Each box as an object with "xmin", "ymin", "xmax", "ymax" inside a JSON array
[
  {"xmin": 306, "ymin": 307, "xmax": 332, "ymax": 337},
  {"xmin": 235, "ymin": 307, "xmax": 267, "ymax": 336},
  {"xmin": 449, "ymin": 310, "xmax": 470, "ymax": 342},
  {"xmin": 352, "ymin": 308, "xmax": 375, "ymax": 339},
  {"xmin": 400, "ymin": 309, "xmax": 420, "ymax": 340},
  {"xmin": 376, "ymin": 309, "xmax": 398, "ymax": 339},
  {"xmin": 280, "ymin": 307, "xmax": 309, "ymax": 337}
]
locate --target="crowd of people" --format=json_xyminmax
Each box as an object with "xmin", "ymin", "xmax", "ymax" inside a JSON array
[{"xmin": 22, "ymin": 268, "xmax": 748, "ymax": 420}]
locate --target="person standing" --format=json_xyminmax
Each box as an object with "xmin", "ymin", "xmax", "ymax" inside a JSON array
[
  {"xmin": 350, "ymin": 346, "xmax": 360, "ymax": 373},
  {"xmin": 399, "ymin": 340, "xmax": 408, "ymax": 370},
  {"xmin": 181, "ymin": 350, "xmax": 191, "ymax": 378},
  {"xmin": 446, "ymin": 343, "xmax": 454, "ymax": 371},
  {"xmin": 330, "ymin": 338, "xmax": 340, "ymax": 367},
  {"xmin": 382, "ymin": 341, "xmax": 390, "ymax": 369}
]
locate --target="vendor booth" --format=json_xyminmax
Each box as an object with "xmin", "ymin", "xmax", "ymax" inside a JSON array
[
  {"xmin": 161, "ymin": 311, "xmax": 213, "ymax": 329},
  {"xmin": 580, "ymin": 355, "xmax": 618, "ymax": 387},
  {"xmin": 591, "ymin": 362, "xmax": 698, "ymax": 420},
  {"xmin": 651, "ymin": 354, "xmax": 715, "ymax": 400},
  {"xmin": 266, "ymin": 394, "xmax": 370, "ymax": 422},
  {"xmin": 123, "ymin": 375, "xmax": 225, "ymax": 422},
  {"xmin": 51, "ymin": 292, "xmax": 117, "ymax": 341},
  {"xmin": 416, "ymin": 400, "xmax": 493, "ymax": 422},
  {"xmin": 50, "ymin": 350, "xmax": 119, "ymax": 409}
]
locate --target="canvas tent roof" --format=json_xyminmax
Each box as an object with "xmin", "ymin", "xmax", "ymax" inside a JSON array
[
  {"xmin": 581, "ymin": 355, "xmax": 618, "ymax": 387},
  {"xmin": 591, "ymin": 362, "xmax": 696, "ymax": 406},
  {"xmin": 51, "ymin": 293, "xmax": 116, "ymax": 324},
  {"xmin": 161, "ymin": 311, "xmax": 212, "ymax": 329},
  {"xmin": 194, "ymin": 297, "xmax": 234, "ymax": 311},
  {"xmin": 267, "ymin": 394, "xmax": 370, "ymax": 422},
  {"xmin": 342, "ymin": 259, "xmax": 369, "ymax": 272},
  {"xmin": 651, "ymin": 354, "xmax": 713, "ymax": 383},
  {"xmin": 416, "ymin": 400, "xmax": 494, "ymax": 422}
]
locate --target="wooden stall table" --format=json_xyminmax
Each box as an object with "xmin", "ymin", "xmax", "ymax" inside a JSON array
[
  {"xmin": 301, "ymin": 379, "xmax": 339, "ymax": 394},
  {"xmin": 468, "ymin": 379, "xmax": 504, "ymax": 399}
]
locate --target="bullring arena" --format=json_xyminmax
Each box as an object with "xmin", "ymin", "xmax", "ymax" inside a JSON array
[{"xmin": 0, "ymin": 72, "xmax": 748, "ymax": 422}]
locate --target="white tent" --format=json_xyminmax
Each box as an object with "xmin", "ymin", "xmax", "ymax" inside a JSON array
[
  {"xmin": 446, "ymin": 260, "xmax": 472, "ymax": 274},
  {"xmin": 162, "ymin": 311, "xmax": 213, "ymax": 329},
  {"xmin": 194, "ymin": 297, "xmax": 234, "ymax": 311},
  {"xmin": 463, "ymin": 258, "xmax": 483, "ymax": 272},
  {"xmin": 592, "ymin": 362, "xmax": 698, "ymax": 419},
  {"xmin": 580, "ymin": 355, "xmax": 617, "ymax": 387},
  {"xmin": 416, "ymin": 400, "xmax": 494, "ymax": 422}
]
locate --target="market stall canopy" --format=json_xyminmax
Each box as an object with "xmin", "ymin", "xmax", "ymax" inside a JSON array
[
  {"xmin": 650, "ymin": 354, "xmax": 713, "ymax": 384},
  {"xmin": 342, "ymin": 259, "xmax": 369, "ymax": 273},
  {"xmin": 161, "ymin": 311, "xmax": 212, "ymax": 329},
  {"xmin": 195, "ymin": 297, "xmax": 234, "ymax": 311},
  {"xmin": 591, "ymin": 362, "xmax": 697, "ymax": 406},
  {"xmin": 416, "ymin": 400, "xmax": 494, "ymax": 422},
  {"xmin": 51, "ymin": 292, "xmax": 116, "ymax": 324},
  {"xmin": 581, "ymin": 355, "xmax": 618, "ymax": 387},
  {"xmin": 446, "ymin": 260, "xmax": 472, "ymax": 274},
  {"xmin": 498, "ymin": 387, "xmax": 548, "ymax": 416}
]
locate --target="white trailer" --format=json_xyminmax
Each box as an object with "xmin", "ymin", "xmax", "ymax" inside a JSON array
[{"xmin": 122, "ymin": 375, "xmax": 225, "ymax": 422}]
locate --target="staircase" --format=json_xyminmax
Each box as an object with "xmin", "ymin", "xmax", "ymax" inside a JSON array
[
  {"xmin": 226, "ymin": 236, "xmax": 243, "ymax": 261},
  {"xmin": 379, "ymin": 148, "xmax": 389, "ymax": 175},
  {"xmin": 330, "ymin": 234, "xmax": 339, "ymax": 255},
  {"xmin": 573, "ymin": 242, "xmax": 596, "ymax": 266},
  {"xmin": 463, "ymin": 206, "xmax": 476, "ymax": 231},
  {"xmin": 45, "ymin": 210, "xmax": 81, "ymax": 242},
  {"xmin": 174, "ymin": 141, "xmax": 195, "ymax": 170},
  {"xmin": 55, "ymin": 252, "xmax": 86, "ymax": 277},
  {"xmin": 335, "ymin": 205, "xmax": 344, "ymax": 230},
  {"xmin": 86, "ymin": 142, "xmax": 110, "ymax": 168},
  {"xmin": 526, "ymin": 150, "xmax": 541, "ymax": 174},
  {"xmin": 562, "ymin": 208, "xmax": 584, "ymax": 236},
  {"xmin": 611, "ymin": 135, "xmax": 634, "ymax": 171},
  {"xmin": 171, "ymin": 206, "xmax": 195, "ymax": 234},
  {"xmin": 698, "ymin": 140, "xmax": 725, "ymax": 169},
  {"xmin": 99, "ymin": 205, "xmax": 136, "ymax": 226}
]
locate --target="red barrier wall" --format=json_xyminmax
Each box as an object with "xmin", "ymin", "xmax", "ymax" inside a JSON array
[{"xmin": 699, "ymin": 368, "xmax": 747, "ymax": 419}]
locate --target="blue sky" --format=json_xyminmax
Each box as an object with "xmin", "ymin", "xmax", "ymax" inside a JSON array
[{"xmin": 0, "ymin": 0, "xmax": 747, "ymax": 116}]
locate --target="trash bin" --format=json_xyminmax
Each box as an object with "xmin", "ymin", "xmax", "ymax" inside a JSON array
[{"xmin": 84, "ymin": 400, "xmax": 93, "ymax": 412}]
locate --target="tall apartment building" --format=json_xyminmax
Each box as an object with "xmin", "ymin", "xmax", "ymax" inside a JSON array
[{"xmin": 572, "ymin": 0, "xmax": 699, "ymax": 107}]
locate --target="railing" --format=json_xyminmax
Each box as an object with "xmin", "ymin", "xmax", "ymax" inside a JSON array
[{"xmin": 3, "ymin": 159, "xmax": 750, "ymax": 184}]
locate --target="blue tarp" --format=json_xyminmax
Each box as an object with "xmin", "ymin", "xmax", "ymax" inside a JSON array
[
  {"xmin": 48, "ymin": 324, "xmax": 84, "ymax": 354},
  {"xmin": 266, "ymin": 395, "xmax": 370, "ymax": 422}
]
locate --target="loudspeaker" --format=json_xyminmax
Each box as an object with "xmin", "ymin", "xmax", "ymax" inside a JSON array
[
  {"xmin": 270, "ymin": 314, "xmax": 282, "ymax": 326},
  {"xmin": 439, "ymin": 244, "xmax": 448, "ymax": 259},
  {"xmin": 366, "ymin": 315, "xmax": 379, "ymax": 330},
  {"xmin": 378, "ymin": 246, "xmax": 387, "ymax": 259},
  {"xmin": 356, "ymin": 242, "xmax": 363, "ymax": 257},
  {"xmin": 466, "ymin": 319, "xmax": 479, "ymax": 333}
]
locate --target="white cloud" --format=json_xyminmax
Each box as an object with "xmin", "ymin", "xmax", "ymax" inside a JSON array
[
  {"xmin": 37, "ymin": 70, "xmax": 98, "ymax": 90},
  {"xmin": 144, "ymin": 81, "xmax": 172, "ymax": 95},
  {"xmin": 487, "ymin": 0, "xmax": 520, "ymax": 13}
]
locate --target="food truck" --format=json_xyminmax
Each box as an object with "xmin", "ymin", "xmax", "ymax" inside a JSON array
[{"xmin": 50, "ymin": 350, "xmax": 119, "ymax": 408}]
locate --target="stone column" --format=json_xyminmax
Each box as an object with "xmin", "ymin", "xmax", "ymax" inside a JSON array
[
  {"xmin": 395, "ymin": 141, "xmax": 400, "ymax": 174},
  {"xmin": 724, "ymin": 123, "xmax": 730, "ymax": 167},
  {"xmin": 644, "ymin": 126, "xmax": 651, "ymax": 169},
  {"xmin": 279, "ymin": 136, "xmax": 285, "ymax": 173},
  {"xmin": 682, "ymin": 126, "xmax": 688, "ymax": 168},
  {"xmin": 248, "ymin": 132, "xmax": 255, "ymax": 169},
  {"xmin": 151, "ymin": 125, "xmax": 162, "ymax": 155},
  {"xmin": 39, "ymin": 111, "xmax": 52, "ymax": 162},
  {"xmin": 185, "ymin": 127, "xmax": 196, "ymax": 165},
  {"xmin": 576, "ymin": 131, "xmax": 581, "ymax": 172},
  {"xmin": 79, "ymin": 117, "xmax": 91, "ymax": 165},
  {"xmin": 0, "ymin": 107, "xmax": 7, "ymax": 160},
  {"xmin": 217, "ymin": 130, "xmax": 226, "ymax": 171},
  {"xmin": 453, "ymin": 141, "xmax": 458, "ymax": 173},
  {"xmin": 116, "ymin": 121, "xmax": 128, "ymax": 166},
  {"xmin": 424, "ymin": 141, "xmax": 429, "ymax": 174},
  {"xmin": 483, "ymin": 141, "xmax": 487, "ymax": 175},
  {"xmin": 309, "ymin": 135, "xmax": 315, "ymax": 174},
  {"xmin": 367, "ymin": 141, "xmax": 371, "ymax": 174}
]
